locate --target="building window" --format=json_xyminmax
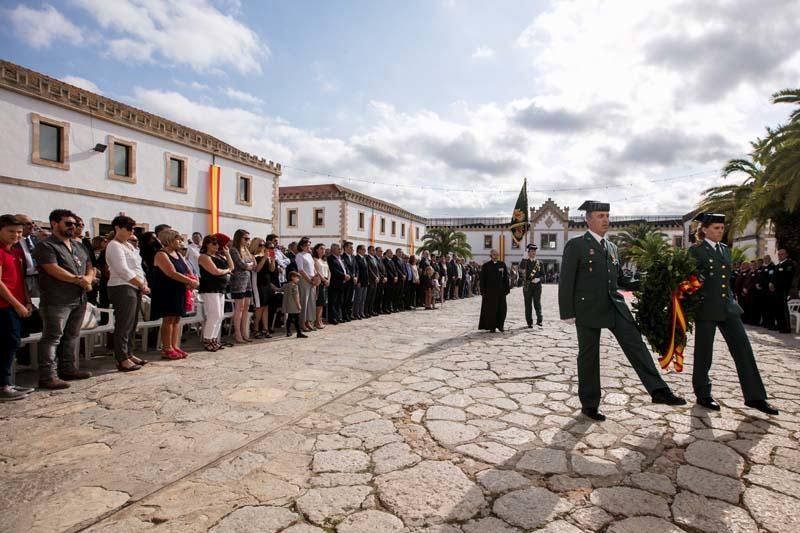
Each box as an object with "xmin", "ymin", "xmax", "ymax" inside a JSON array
[
  {"xmin": 164, "ymin": 153, "xmax": 188, "ymax": 193},
  {"xmin": 313, "ymin": 208, "xmax": 325, "ymax": 227},
  {"xmin": 401, "ymin": 223, "xmax": 406, "ymax": 237},
  {"xmin": 358, "ymin": 211, "xmax": 365, "ymax": 230},
  {"xmin": 484, "ymin": 235, "xmax": 493, "ymax": 249},
  {"xmin": 391, "ymin": 221, "xmax": 396, "ymax": 236},
  {"xmin": 287, "ymin": 208, "xmax": 298, "ymax": 227},
  {"xmin": 416, "ymin": 227, "xmax": 420, "ymax": 240},
  {"xmin": 380, "ymin": 217, "xmax": 386, "ymax": 234},
  {"xmin": 237, "ymin": 173, "xmax": 253, "ymax": 206},
  {"xmin": 673, "ymin": 235, "xmax": 683, "ymax": 248},
  {"xmin": 107, "ymin": 136, "xmax": 136, "ymax": 183},
  {"xmin": 31, "ymin": 113, "xmax": 70, "ymax": 170},
  {"xmin": 541, "ymin": 233, "xmax": 557, "ymax": 250}
]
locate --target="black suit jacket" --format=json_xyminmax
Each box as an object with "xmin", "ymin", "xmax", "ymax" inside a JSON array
[
  {"xmin": 383, "ymin": 257, "xmax": 397, "ymax": 280},
  {"xmin": 355, "ymin": 254, "xmax": 369, "ymax": 287},
  {"xmin": 447, "ymin": 260, "xmax": 458, "ymax": 280},
  {"xmin": 375, "ymin": 254, "xmax": 387, "ymax": 280},
  {"xmin": 392, "ymin": 256, "xmax": 406, "ymax": 281},
  {"xmin": 327, "ymin": 254, "xmax": 348, "ymax": 288},
  {"xmin": 366, "ymin": 254, "xmax": 380, "ymax": 286}
]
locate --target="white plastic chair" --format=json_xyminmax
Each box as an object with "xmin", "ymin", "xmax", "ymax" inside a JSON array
[{"xmin": 788, "ymin": 299, "xmax": 800, "ymax": 334}]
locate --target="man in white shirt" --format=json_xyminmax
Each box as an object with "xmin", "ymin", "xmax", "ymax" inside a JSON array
[
  {"xmin": 268, "ymin": 233, "xmax": 291, "ymax": 285},
  {"xmin": 186, "ymin": 232, "xmax": 202, "ymax": 276},
  {"xmin": 295, "ymin": 238, "xmax": 318, "ymax": 330}
]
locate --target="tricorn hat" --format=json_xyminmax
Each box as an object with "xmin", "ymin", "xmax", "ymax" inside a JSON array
[
  {"xmin": 526, "ymin": 244, "xmax": 538, "ymax": 250},
  {"xmin": 578, "ymin": 200, "xmax": 610, "ymax": 212},
  {"xmin": 693, "ymin": 213, "xmax": 725, "ymax": 224}
]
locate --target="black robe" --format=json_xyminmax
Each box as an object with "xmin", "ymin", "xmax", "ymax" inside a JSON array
[{"xmin": 479, "ymin": 260, "xmax": 509, "ymax": 330}]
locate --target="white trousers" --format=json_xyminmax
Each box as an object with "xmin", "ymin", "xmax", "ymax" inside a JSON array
[{"xmin": 202, "ymin": 292, "xmax": 225, "ymax": 339}]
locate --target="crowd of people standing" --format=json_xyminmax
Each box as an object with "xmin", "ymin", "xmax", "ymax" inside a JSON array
[
  {"xmin": 0, "ymin": 209, "xmax": 482, "ymax": 401},
  {"xmin": 731, "ymin": 251, "xmax": 796, "ymax": 334}
]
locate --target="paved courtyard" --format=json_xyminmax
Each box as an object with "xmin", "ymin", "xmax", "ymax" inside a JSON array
[{"xmin": 2, "ymin": 286, "xmax": 799, "ymax": 533}]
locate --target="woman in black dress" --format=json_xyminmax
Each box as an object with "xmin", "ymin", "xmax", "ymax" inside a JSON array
[
  {"xmin": 151, "ymin": 229, "xmax": 198, "ymax": 359},
  {"xmin": 250, "ymin": 238, "xmax": 275, "ymax": 339},
  {"xmin": 198, "ymin": 235, "xmax": 233, "ymax": 351}
]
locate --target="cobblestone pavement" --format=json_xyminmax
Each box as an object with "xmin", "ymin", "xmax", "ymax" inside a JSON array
[{"xmin": 2, "ymin": 286, "xmax": 799, "ymax": 532}]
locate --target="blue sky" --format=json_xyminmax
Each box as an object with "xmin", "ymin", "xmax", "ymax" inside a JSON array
[{"xmin": 3, "ymin": 0, "xmax": 799, "ymax": 217}]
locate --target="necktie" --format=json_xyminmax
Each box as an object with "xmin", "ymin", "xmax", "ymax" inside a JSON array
[
  {"xmin": 715, "ymin": 243, "xmax": 721, "ymax": 254},
  {"xmin": 600, "ymin": 239, "xmax": 607, "ymax": 252}
]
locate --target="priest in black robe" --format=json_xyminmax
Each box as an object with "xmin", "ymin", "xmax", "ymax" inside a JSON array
[{"xmin": 479, "ymin": 249, "xmax": 510, "ymax": 332}]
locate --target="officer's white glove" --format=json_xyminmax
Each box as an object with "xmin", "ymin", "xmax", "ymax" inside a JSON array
[
  {"xmin": 562, "ymin": 318, "xmax": 576, "ymax": 325},
  {"xmin": 533, "ymin": 278, "xmax": 541, "ymax": 283}
]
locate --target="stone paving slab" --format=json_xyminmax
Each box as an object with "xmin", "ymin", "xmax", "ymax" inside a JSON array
[{"xmin": 2, "ymin": 286, "xmax": 800, "ymax": 532}]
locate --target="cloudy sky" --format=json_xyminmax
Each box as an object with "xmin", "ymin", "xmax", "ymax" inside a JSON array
[{"xmin": 3, "ymin": 0, "xmax": 799, "ymax": 217}]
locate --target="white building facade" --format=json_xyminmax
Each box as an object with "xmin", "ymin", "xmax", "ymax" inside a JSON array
[
  {"xmin": 0, "ymin": 60, "xmax": 280, "ymax": 238},
  {"xmin": 279, "ymin": 184, "xmax": 427, "ymax": 253}
]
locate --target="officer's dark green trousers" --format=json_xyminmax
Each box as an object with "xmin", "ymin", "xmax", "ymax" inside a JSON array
[
  {"xmin": 693, "ymin": 317, "xmax": 767, "ymax": 402},
  {"xmin": 523, "ymin": 283, "xmax": 542, "ymax": 326},
  {"xmin": 576, "ymin": 309, "xmax": 668, "ymax": 409}
]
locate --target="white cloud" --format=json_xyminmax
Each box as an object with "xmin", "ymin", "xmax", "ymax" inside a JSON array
[
  {"xmin": 60, "ymin": 76, "xmax": 102, "ymax": 94},
  {"xmin": 72, "ymin": 0, "xmax": 268, "ymax": 74},
  {"xmin": 8, "ymin": 4, "xmax": 83, "ymax": 48},
  {"xmin": 126, "ymin": 1, "xmax": 800, "ymax": 218},
  {"xmin": 225, "ymin": 87, "xmax": 263, "ymax": 105},
  {"xmin": 471, "ymin": 46, "xmax": 495, "ymax": 59}
]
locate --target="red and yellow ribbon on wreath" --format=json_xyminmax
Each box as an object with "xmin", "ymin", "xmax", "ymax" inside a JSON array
[{"xmin": 659, "ymin": 275, "xmax": 702, "ymax": 372}]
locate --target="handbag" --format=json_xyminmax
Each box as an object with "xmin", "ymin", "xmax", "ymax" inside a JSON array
[{"xmin": 20, "ymin": 305, "xmax": 43, "ymax": 337}]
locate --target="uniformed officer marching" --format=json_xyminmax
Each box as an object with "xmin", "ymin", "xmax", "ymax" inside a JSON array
[
  {"xmin": 690, "ymin": 213, "xmax": 778, "ymax": 415},
  {"xmin": 519, "ymin": 243, "xmax": 543, "ymax": 328},
  {"xmin": 558, "ymin": 200, "xmax": 686, "ymax": 421}
]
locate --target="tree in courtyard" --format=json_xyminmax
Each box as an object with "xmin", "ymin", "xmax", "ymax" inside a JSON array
[
  {"xmin": 610, "ymin": 224, "xmax": 668, "ymax": 268},
  {"xmin": 699, "ymin": 89, "xmax": 800, "ymax": 257},
  {"xmin": 419, "ymin": 227, "xmax": 473, "ymax": 258}
]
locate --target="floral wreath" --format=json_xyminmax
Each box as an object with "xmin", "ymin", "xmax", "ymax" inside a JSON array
[{"xmin": 632, "ymin": 247, "xmax": 703, "ymax": 372}]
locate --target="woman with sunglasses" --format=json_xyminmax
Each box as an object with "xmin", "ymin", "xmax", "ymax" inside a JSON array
[
  {"xmin": 105, "ymin": 215, "xmax": 148, "ymax": 371},
  {"xmin": 198, "ymin": 234, "xmax": 233, "ymax": 351},
  {"xmin": 250, "ymin": 237, "xmax": 275, "ymax": 339},
  {"xmin": 230, "ymin": 229, "xmax": 256, "ymax": 343}
]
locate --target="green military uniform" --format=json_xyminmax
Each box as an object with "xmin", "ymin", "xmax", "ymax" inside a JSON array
[
  {"xmin": 690, "ymin": 239, "xmax": 767, "ymax": 402},
  {"xmin": 519, "ymin": 256, "xmax": 543, "ymax": 326},
  {"xmin": 559, "ymin": 230, "xmax": 671, "ymax": 409}
]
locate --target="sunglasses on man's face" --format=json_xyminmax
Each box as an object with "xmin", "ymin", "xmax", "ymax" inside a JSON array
[{"xmin": 63, "ymin": 220, "xmax": 77, "ymax": 227}]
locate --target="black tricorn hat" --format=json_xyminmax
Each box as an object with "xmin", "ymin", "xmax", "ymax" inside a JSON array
[
  {"xmin": 526, "ymin": 244, "xmax": 538, "ymax": 250},
  {"xmin": 694, "ymin": 212, "xmax": 725, "ymax": 224},
  {"xmin": 578, "ymin": 200, "xmax": 610, "ymax": 212}
]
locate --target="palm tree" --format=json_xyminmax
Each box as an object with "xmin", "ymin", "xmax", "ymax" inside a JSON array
[
  {"xmin": 627, "ymin": 233, "xmax": 670, "ymax": 271},
  {"xmin": 418, "ymin": 227, "xmax": 473, "ymax": 258},
  {"xmin": 698, "ymin": 89, "xmax": 800, "ymax": 257},
  {"xmin": 730, "ymin": 245, "xmax": 754, "ymax": 265},
  {"xmin": 611, "ymin": 224, "xmax": 668, "ymax": 268}
]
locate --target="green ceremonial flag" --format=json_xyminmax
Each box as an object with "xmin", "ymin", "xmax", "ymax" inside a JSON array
[{"xmin": 510, "ymin": 178, "xmax": 529, "ymax": 244}]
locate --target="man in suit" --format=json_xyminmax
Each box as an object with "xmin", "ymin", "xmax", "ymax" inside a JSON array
[
  {"xmin": 519, "ymin": 243, "xmax": 543, "ymax": 328},
  {"xmin": 559, "ymin": 200, "xmax": 685, "ymax": 421},
  {"xmin": 14, "ymin": 214, "xmax": 40, "ymax": 298},
  {"xmin": 383, "ymin": 249, "xmax": 398, "ymax": 313},
  {"xmin": 326, "ymin": 243, "xmax": 349, "ymax": 325},
  {"xmin": 353, "ymin": 245, "xmax": 370, "ymax": 319},
  {"xmin": 341, "ymin": 241, "xmax": 356, "ymax": 321},
  {"xmin": 690, "ymin": 213, "xmax": 778, "ymax": 415},
  {"xmin": 774, "ymin": 248, "xmax": 795, "ymax": 333},
  {"xmin": 393, "ymin": 249, "xmax": 406, "ymax": 311},
  {"xmin": 365, "ymin": 246, "xmax": 381, "ymax": 317},
  {"xmin": 447, "ymin": 255, "xmax": 458, "ymax": 300},
  {"xmin": 374, "ymin": 247, "xmax": 388, "ymax": 314}
]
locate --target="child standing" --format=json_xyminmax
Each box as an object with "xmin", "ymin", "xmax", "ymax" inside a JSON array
[{"xmin": 283, "ymin": 271, "xmax": 307, "ymax": 338}]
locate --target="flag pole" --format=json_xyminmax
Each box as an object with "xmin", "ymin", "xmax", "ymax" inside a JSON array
[{"xmin": 524, "ymin": 177, "xmax": 528, "ymax": 249}]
